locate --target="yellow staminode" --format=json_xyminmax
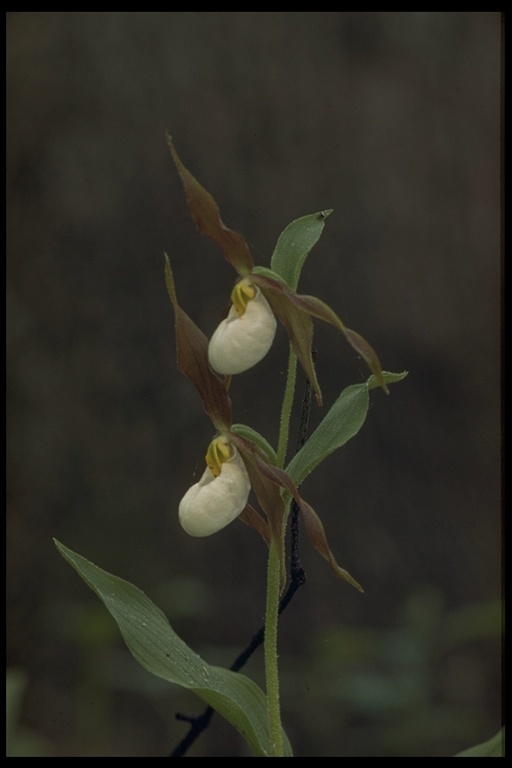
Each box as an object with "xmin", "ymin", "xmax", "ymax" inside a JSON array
[
  {"xmin": 231, "ymin": 278, "xmax": 256, "ymax": 317},
  {"xmin": 205, "ymin": 436, "xmax": 233, "ymax": 477}
]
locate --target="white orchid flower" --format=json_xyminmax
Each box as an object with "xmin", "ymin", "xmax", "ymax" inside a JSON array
[
  {"xmin": 179, "ymin": 436, "xmax": 251, "ymax": 537},
  {"xmin": 208, "ymin": 278, "xmax": 277, "ymax": 375}
]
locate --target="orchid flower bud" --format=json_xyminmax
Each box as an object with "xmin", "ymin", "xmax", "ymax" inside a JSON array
[
  {"xmin": 179, "ymin": 436, "xmax": 251, "ymax": 537},
  {"xmin": 208, "ymin": 278, "xmax": 277, "ymax": 375}
]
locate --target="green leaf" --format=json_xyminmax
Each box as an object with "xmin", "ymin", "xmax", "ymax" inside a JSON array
[
  {"xmin": 230, "ymin": 424, "xmax": 278, "ymax": 464},
  {"xmin": 366, "ymin": 370, "xmax": 408, "ymax": 391},
  {"xmin": 454, "ymin": 727, "xmax": 504, "ymax": 757},
  {"xmin": 287, "ymin": 371, "xmax": 408, "ymax": 486},
  {"xmin": 270, "ymin": 211, "xmax": 333, "ymax": 290},
  {"xmin": 54, "ymin": 539, "xmax": 292, "ymax": 757},
  {"xmin": 251, "ymin": 265, "xmax": 288, "ymax": 284}
]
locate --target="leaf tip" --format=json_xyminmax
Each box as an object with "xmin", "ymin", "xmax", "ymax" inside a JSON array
[
  {"xmin": 163, "ymin": 253, "xmax": 177, "ymax": 307},
  {"xmin": 165, "ymin": 131, "xmax": 176, "ymax": 158},
  {"xmin": 341, "ymin": 569, "xmax": 365, "ymax": 593}
]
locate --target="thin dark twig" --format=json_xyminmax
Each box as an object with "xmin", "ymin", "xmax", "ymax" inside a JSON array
[
  {"xmin": 169, "ymin": 367, "xmax": 313, "ymax": 757},
  {"xmin": 170, "ymin": 709, "xmax": 215, "ymax": 757}
]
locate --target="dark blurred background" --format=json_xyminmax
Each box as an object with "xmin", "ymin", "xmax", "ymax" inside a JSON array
[{"xmin": 7, "ymin": 12, "xmax": 502, "ymax": 757}]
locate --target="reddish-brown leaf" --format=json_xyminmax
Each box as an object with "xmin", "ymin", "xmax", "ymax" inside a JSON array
[
  {"xmin": 164, "ymin": 255, "xmax": 232, "ymax": 432},
  {"xmin": 167, "ymin": 134, "xmax": 254, "ymax": 276},
  {"xmin": 232, "ymin": 432, "xmax": 363, "ymax": 592},
  {"xmin": 238, "ymin": 503, "xmax": 271, "ymax": 546},
  {"xmin": 245, "ymin": 445, "xmax": 364, "ymax": 592},
  {"xmin": 252, "ymin": 274, "xmax": 388, "ymax": 395},
  {"xmin": 251, "ymin": 274, "xmax": 322, "ymax": 405},
  {"xmin": 231, "ymin": 435, "xmax": 286, "ymax": 543},
  {"xmin": 285, "ymin": 293, "xmax": 388, "ymax": 395},
  {"xmin": 344, "ymin": 328, "xmax": 389, "ymax": 395},
  {"xmin": 230, "ymin": 434, "xmax": 288, "ymax": 588},
  {"xmin": 298, "ymin": 497, "xmax": 364, "ymax": 592}
]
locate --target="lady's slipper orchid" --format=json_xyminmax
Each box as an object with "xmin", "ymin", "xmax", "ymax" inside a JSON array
[
  {"xmin": 163, "ymin": 140, "xmax": 392, "ymax": 591},
  {"xmin": 179, "ymin": 436, "xmax": 251, "ymax": 537},
  {"xmin": 167, "ymin": 134, "xmax": 389, "ymax": 399},
  {"xmin": 165, "ymin": 258, "xmax": 365, "ymax": 590},
  {"xmin": 208, "ymin": 278, "xmax": 277, "ymax": 375}
]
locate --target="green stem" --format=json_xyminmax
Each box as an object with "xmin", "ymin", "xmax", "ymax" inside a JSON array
[
  {"xmin": 264, "ymin": 343, "xmax": 299, "ymax": 756},
  {"xmin": 276, "ymin": 345, "xmax": 297, "ymax": 468},
  {"xmin": 265, "ymin": 537, "xmax": 285, "ymax": 756}
]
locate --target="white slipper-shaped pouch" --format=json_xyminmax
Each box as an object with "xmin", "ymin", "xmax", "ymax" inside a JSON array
[
  {"xmin": 179, "ymin": 436, "xmax": 251, "ymax": 537},
  {"xmin": 208, "ymin": 279, "xmax": 277, "ymax": 375}
]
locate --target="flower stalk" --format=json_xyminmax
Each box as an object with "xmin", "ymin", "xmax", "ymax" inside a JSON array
[
  {"xmin": 265, "ymin": 537, "xmax": 286, "ymax": 756},
  {"xmin": 276, "ymin": 345, "xmax": 298, "ymax": 469},
  {"xmin": 164, "ymin": 138, "xmax": 398, "ymax": 755}
]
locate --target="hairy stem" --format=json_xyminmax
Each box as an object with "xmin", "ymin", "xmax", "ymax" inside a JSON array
[
  {"xmin": 276, "ymin": 346, "xmax": 297, "ymax": 468},
  {"xmin": 264, "ymin": 537, "xmax": 285, "ymax": 756},
  {"xmin": 170, "ymin": 353, "xmax": 312, "ymax": 757},
  {"xmin": 264, "ymin": 342, "xmax": 299, "ymax": 755}
]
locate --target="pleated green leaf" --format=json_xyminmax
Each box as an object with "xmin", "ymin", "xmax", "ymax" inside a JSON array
[
  {"xmin": 54, "ymin": 539, "xmax": 292, "ymax": 757},
  {"xmin": 270, "ymin": 210, "xmax": 333, "ymax": 290},
  {"xmin": 287, "ymin": 371, "xmax": 408, "ymax": 486}
]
